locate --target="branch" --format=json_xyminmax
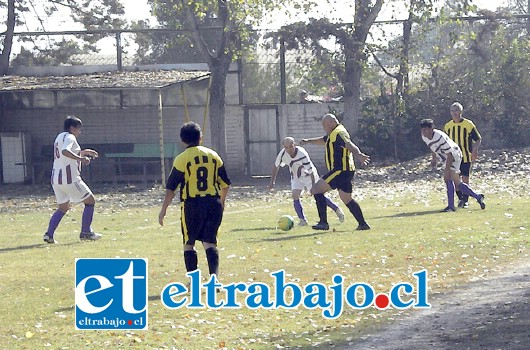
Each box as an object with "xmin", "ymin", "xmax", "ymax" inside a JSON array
[
  {"xmin": 369, "ymin": 47, "xmax": 398, "ymax": 80},
  {"xmin": 48, "ymin": 0, "xmax": 90, "ymax": 17},
  {"xmin": 216, "ymin": 0, "xmax": 230, "ymax": 60},
  {"xmin": 178, "ymin": 0, "xmax": 215, "ymax": 64},
  {"xmin": 28, "ymin": 0, "xmax": 47, "ymax": 31}
]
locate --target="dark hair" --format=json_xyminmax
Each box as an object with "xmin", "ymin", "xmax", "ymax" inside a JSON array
[
  {"xmin": 64, "ymin": 116, "xmax": 83, "ymax": 131},
  {"xmin": 180, "ymin": 122, "xmax": 202, "ymax": 145},
  {"xmin": 419, "ymin": 118, "xmax": 434, "ymax": 128}
]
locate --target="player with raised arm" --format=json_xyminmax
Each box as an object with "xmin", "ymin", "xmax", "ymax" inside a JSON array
[{"xmin": 300, "ymin": 114, "xmax": 371, "ymax": 231}]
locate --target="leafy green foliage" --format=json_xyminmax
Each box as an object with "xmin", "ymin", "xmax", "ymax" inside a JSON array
[
  {"xmin": 11, "ymin": 41, "xmax": 84, "ymax": 66},
  {"xmin": 6, "ymin": 0, "xmax": 127, "ymax": 68},
  {"xmin": 411, "ymin": 12, "xmax": 530, "ymax": 149}
]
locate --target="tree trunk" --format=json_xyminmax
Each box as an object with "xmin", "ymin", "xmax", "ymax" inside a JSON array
[
  {"xmin": 208, "ymin": 58, "xmax": 229, "ymax": 160},
  {"xmin": 0, "ymin": 0, "xmax": 16, "ymax": 76},
  {"xmin": 342, "ymin": 55, "xmax": 362, "ymax": 140},
  {"xmin": 527, "ymin": 0, "xmax": 530, "ymax": 36},
  {"xmin": 393, "ymin": 16, "xmax": 412, "ymax": 159}
]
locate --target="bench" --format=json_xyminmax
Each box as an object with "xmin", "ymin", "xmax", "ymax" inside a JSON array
[
  {"xmin": 105, "ymin": 143, "xmax": 182, "ymax": 185},
  {"xmin": 32, "ymin": 143, "xmax": 182, "ymax": 186}
]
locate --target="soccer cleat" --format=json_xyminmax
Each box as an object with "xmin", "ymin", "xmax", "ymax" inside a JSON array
[
  {"xmin": 80, "ymin": 231, "xmax": 102, "ymax": 241},
  {"xmin": 477, "ymin": 194, "xmax": 486, "ymax": 210},
  {"xmin": 457, "ymin": 199, "xmax": 467, "ymax": 208},
  {"xmin": 335, "ymin": 208, "xmax": 345, "ymax": 223},
  {"xmin": 441, "ymin": 206, "xmax": 456, "ymax": 212},
  {"xmin": 298, "ymin": 219, "xmax": 308, "ymax": 226},
  {"xmin": 356, "ymin": 223, "xmax": 371, "ymax": 231},
  {"xmin": 43, "ymin": 233, "xmax": 57, "ymax": 244},
  {"xmin": 312, "ymin": 222, "xmax": 330, "ymax": 230}
]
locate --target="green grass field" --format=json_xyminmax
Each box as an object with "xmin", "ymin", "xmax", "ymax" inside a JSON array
[{"xmin": 0, "ymin": 176, "xmax": 528, "ymax": 349}]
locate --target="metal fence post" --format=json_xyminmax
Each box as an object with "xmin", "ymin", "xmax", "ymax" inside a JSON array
[
  {"xmin": 116, "ymin": 31, "xmax": 122, "ymax": 71},
  {"xmin": 280, "ymin": 36, "xmax": 286, "ymax": 104}
]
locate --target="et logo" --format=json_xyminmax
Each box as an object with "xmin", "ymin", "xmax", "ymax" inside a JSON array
[{"xmin": 75, "ymin": 258, "xmax": 148, "ymax": 330}]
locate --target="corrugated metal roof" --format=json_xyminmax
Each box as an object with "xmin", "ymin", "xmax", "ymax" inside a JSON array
[{"xmin": 0, "ymin": 70, "xmax": 210, "ymax": 91}]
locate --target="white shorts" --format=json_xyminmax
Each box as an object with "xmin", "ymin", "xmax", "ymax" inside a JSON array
[
  {"xmin": 291, "ymin": 173, "xmax": 316, "ymax": 192},
  {"xmin": 52, "ymin": 180, "xmax": 93, "ymax": 204},
  {"xmin": 449, "ymin": 148, "xmax": 462, "ymax": 174}
]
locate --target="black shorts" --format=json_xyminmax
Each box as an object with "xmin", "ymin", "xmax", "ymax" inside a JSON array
[
  {"xmin": 459, "ymin": 162, "xmax": 472, "ymax": 177},
  {"xmin": 181, "ymin": 196, "xmax": 223, "ymax": 245},
  {"xmin": 322, "ymin": 170, "xmax": 354, "ymax": 193}
]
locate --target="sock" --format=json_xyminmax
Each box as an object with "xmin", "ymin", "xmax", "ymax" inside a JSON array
[
  {"xmin": 46, "ymin": 209, "xmax": 65, "ymax": 238},
  {"xmin": 313, "ymin": 193, "xmax": 328, "ymax": 223},
  {"xmin": 346, "ymin": 199, "xmax": 366, "ymax": 225},
  {"xmin": 293, "ymin": 199, "xmax": 305, "ymax": 220},
  {"xmin": 458, "ymin": 182, "xmax": 479, "ymax": 200},
  {"xmin": 456, "ymin": 190, "xmax": 463, "ymax": 201},
  {"xmin": 81, "ymin": 204, "xmax": 95, "ymax": 233},
  {"xmin": 205, "ymin": 247, "xmax": 219, "ymax": 276},
  {"xmin": 184, "ymin": 250, "xmax": 198, "ymax": 272},
  {"xmin": 446, "ymin": 181, "xmax": 455, "ymax": 208},
  {"xmin": 325, "ymin": 196, "xmax": 339, "ymax": 211}
]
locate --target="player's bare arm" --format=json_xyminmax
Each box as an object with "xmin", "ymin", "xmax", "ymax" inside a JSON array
[
  {"xmin": 269, "ymin": 166, "xmax": 279, "ymax": 190},
  {"xmin": 158, "ymin": 190, "xmax": 176, "ymax": 226},
  {"xmin": 300, "ymin": 136, "xmax": 325, "ymax": 146},
  {"xmin": 345, "ymin": 140, "xmax": 370, "ymax": 166},
  {"xmin": 430, "ymin": 152, "xmax": 438, "ymax": 169},
  {"xmin": 471, "ymin": 139, "xmax": 482, "ymax": 161},
  {"xmin": 62, "ymin": 149, "xmax": 91, "ymax": 165},
  {"xmin": 220, "ymin": 186, "xmax": 229, "ymax": 208},
  {"xmin": 81, "ymin": 149, "xmax": 99, "ymax": 158}
]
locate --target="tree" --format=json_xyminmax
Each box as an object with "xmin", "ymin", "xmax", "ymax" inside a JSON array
[
  {"xmin": 275, "ymin": 0, "xmax": 384, "ymax": 138},
  {"xmin": 0, "ymin": 0, "xmax": 126, "ymax": 75},
  {"xmin": 0, "ymin": 0, "xmax": 16, "ymax": 75},
  {"xmin": 147, "ymin": 0, "xmax": 283, "ymax": 158}
]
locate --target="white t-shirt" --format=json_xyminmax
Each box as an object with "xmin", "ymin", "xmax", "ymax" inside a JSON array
[
  {"xmin": 422, "ymin": 129, "xmax": 462, "ymax": 162},
  {"xmin": 51, "ymin": 132, "xmax": 82, "ymax": 185},
  {"xmin": 274, "ymin": 146, "xmax": 317, "ymax": 180}
]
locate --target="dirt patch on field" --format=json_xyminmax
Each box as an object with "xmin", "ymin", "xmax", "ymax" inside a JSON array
[{"xmin": 339, "ymin": 259, "xmax": 530, "ymax": 349}]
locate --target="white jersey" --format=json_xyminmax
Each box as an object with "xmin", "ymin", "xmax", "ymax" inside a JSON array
[
  {"xmin": 51, "ymin": 131, "xmax": 82, "ymax": 185},
  {"xmin": 274, "ymin": 146, "xmax": 317, "ymax": 180},
  {"xmin": 422, "ymin": 129, "xmax": 462, "ymax": 162}
]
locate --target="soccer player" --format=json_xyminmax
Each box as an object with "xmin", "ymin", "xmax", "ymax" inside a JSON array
[
  {"xmin": 43, "ymin": 116, "xmax": 102, "ymax": 243},
  {"xmin": 158, "ymin": 121, "xmax": 230, "ymax": 280},
  {"xmin": 300, "ymin": 114, "xmax": 371, "ymax": 231},
  {"xmin": 444, "ymin": 102, "xmax": 482, "ymax": 208},
  {"xmin": 269, "ymin": 137, "xmax": 345, "ymax": 226},
  {"xmin": 420, "ymin": 118, "xmax": 485, "ymax": 212}
]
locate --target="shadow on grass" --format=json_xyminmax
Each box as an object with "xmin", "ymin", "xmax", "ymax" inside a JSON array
[
  {"xmin": 256, "ymin": 231, "xmax": 334, "ymax": 242},
  {"xmin": 148, "ymin": 295, "xmax": 161, "ymax": 301},
  {"xmin": 56, "ymin": 305, "xmax": 74, "ymax": 313},
  {"xmin": 231, "ymin": 227, "xmax": 276, "ymax": 232},
  {"xmin": 0, "ymin": 242, "xmax": 78, "ymax": 253},
  {"xmin": 373, "ymin": 209, "xmax": 444, "ymax": 219}
]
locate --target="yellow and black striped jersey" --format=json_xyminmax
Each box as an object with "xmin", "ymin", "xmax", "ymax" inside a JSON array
[
  {"xmin": 444, "ymin": 118, "xmax": 481, "ymax": 163},
  {"xmin": 323, "ymin": 124, "xmax": 355, "ymax": 172},
  {"xmin": 166, "ymin": 145, "xmax": 231, "ymax": 201}
]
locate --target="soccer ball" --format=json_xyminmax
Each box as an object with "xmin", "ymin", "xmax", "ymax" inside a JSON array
[{"xmin": 277, "ymin": 215, "xmax": 294, "ymax": 231}]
